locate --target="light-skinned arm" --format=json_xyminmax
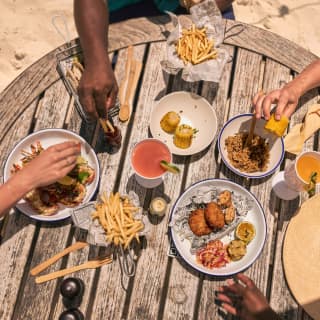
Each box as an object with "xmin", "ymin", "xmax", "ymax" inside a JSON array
[
  {"xmin": 74, "ymin": 0, "xmax": 118, "ymax": 119},
  {"xmin": 254, "ymin": 59, "xmax": 320, "ymax": 120},
  {"xmin": 0, "ymin": 141, "xmax": 81, "ymax": 217}
]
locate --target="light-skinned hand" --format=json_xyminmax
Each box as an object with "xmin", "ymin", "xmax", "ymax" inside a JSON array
[
  {"xmin": 17, "ymin": 141, "xmax": 81, "ymax": 190},
  {"xmin": 216, "ymin": 273, "xmax": 279, "ymax": 320},
  {"xmin": 78, "ymin": 56, "xmax": 118, "ymax": 119},
  {"xmin": 253, "ymin": 83, "xmax": 301, "ymax": 120}
]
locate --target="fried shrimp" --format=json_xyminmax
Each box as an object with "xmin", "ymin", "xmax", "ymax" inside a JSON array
[
  {"xmin": 225, "ymin": 206, "xmax": 236, "ymax": 225},
  {"xmin": 204, "ymin": 202, "xmax": 225, "ymax": 230},
  {"xmin": 218, "ymin": 190, "xmax": 232, "ymax": 208},
  {"xmin": 188, "ymin": 208, "xmax": 212, "ymax": 236}
]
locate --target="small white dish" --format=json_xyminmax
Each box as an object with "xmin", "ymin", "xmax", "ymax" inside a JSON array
[
  {"xmin": 149, "ymin": 91, "xmax": 218, "ymax": 156},
  {"xmin": 169, "ymin": 178, "xmax": 267, "ymax": 276},
  {"xmin": 3, "ymin": 128, "xmax": 100, "ymax": 222},
  {"xmin": 218, "ymin": 113, "xmax": 284, "ymax": 179}
]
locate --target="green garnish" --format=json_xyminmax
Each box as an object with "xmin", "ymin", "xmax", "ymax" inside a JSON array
[
  {"xmin": 78, "ymin": 171, "xmax": 90, "ymax": 183},
  {"xmin": 160, "ymin": 160, "xmax": 180, "ymax": 174},
  {"xmin": 305, "ymin": 171, "xmax": 317, "ymax": 197}
]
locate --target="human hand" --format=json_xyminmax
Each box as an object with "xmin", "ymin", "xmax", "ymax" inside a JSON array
[
  {"xmin": 17, "ymin": 141, "xmax": 81, "ymax": 190},
  {"xmin": 253, "ymin": 83, "xmax": 301, "ymax": 120},
  {"xmin": 78, "ymin": 56, "xmax": 118, "ymax": 119},
  {"xmin": 216, "ymin": 273, "xmax": 279, "ymax": 320}
]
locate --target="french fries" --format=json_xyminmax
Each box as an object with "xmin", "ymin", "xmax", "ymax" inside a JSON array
[
  {"xmin": 92, "ymin": 192, "xmax": 144, "ymax": 249},
  {"xmin": 65, "ymin": 58, "xmax": 84, "ymax": 92},
  {"xmin": 176, "ymin": 23, "xmax": 218, "ymax": 65}
]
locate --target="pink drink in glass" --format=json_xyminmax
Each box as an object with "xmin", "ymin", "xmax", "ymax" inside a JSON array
[{"xmin": 131, "ymin": 139, "xmax": 171, "ymax": 179}]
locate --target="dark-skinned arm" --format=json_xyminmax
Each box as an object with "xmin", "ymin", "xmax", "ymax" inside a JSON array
[{"xmin": 74, "ymin": 0, "xmax": 118, "ymax": 119}]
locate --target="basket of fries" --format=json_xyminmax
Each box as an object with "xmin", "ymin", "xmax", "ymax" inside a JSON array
[
  {"xmin": 71, "ymin": 191, "xmax": 150, "ymax": 276},
  {"xmin": 161, "ymin": 0, "xmax": 229, "ymax": 82}
]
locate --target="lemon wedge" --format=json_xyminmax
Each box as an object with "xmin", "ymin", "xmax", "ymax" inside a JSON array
[
  {"xmin": 160, "ymin": 160, "xmax": 180, "ymax": 174},
  {"xmin": 57, "ymin": 176, "xmax": 76, "ymax": 186},
  {"xmin": 235, "ymin": 221, "xmax": 256, "ymax": 243},
  {"xmin": 264, "ymin": 114, "xmax": 289, "ymax": 137},
  {"xmin": 76, "ymin": 156, "xmax": 87, "ymax": 165}
]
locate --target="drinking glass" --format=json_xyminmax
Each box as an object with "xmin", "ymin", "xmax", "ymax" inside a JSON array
[
  {"xmin": 272, "ymin": 151, "xmax": 320, "ymax": 200},
  {"xmin": 130, "ymin": 138, "xmax": 172, "ymax": 188}
]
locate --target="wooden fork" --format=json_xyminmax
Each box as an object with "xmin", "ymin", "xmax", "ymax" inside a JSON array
[
  {"xmin": 30, "ymin": 241, "xmax": 88, "ymax": 276},
  {"xmin": 35, "ymin": 256, "xmax": 112, "ymax": 284}
]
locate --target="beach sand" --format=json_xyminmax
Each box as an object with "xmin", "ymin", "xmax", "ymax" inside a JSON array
[{"xmin": 0, "ymin": 0, "xmax": 320, "ymax": 92}]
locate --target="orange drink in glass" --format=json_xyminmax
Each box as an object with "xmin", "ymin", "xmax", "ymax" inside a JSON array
[{"xmin": 272, "ymin": 151, "xmax": 320, "ymax": 200}]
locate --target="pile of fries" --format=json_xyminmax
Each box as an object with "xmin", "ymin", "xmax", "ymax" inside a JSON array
[
  {"xmin": 92, "ymin": 192, "xmax": 144, "ymax": 248},
  {"xmin": 176, "ymin": 23, "xmax": 218, "ymax": 65}
]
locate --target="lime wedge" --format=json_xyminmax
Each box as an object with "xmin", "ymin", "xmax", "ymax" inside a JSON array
[
  {"xmin": 57, "ymin": 176, "xmax": 76, "ymax": 186},
  {"xmin": 160, "ymin": 160, "xmax": 180, "ymax": 174}
]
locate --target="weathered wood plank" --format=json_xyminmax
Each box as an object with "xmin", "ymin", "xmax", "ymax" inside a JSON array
[
  {"xmin": 124, "ymin": 53, "xmax": 199, "ymax": 320},
  {"xmin": 270, "ymin": 87, "xmax": 319, "ymax": 320},
  {"xmin": 13, "ymin": 80, "xmax": 72, "ymax": 320},
  {"xmin": 89, "ymin": 45, "xmax": 148, "ymax": 320},
  {"xmin": 0, "ymin": 99, "xmax": 38, "ymax": 320},
  {"xmin": 162, "ymin": 44, "xmax": 235, "ymax": 320},
  {"xmin": 225, "ymin": 19, "xmax": 318, "ymax": 73},
  {"xmin": 197, "ymin": 48, "xmax": 263, "ymax": 319},
  {"xmin": 245, "ymin": 59, "xmax": 291, "ymax": 299},
  {"xmin": 49, "ymin": 66, "xmax": 99, "ymax": 319}
]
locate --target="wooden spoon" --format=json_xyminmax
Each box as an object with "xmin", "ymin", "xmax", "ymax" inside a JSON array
[
  {"xmin": 119, "ymin": 60, "xmax": 137, "ymax": 122},
  {"xmin": 245, "ymin": 90, "xmax": 264, "ymax": 147}
]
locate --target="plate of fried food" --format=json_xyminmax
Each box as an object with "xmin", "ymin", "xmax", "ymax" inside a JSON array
[
  {"xmin": 149, "ymin": 91, "xmax": 218, "ymax": 156},
  {"xmin": 3, "ymin": 129, "xmax": 99, "ymax": 222},
  {"xmin": 218, "ymin": 113, "xmax": 285, "ymax": 179},
  {"xmin": 169, "ymin": 178, "xmax": 266, "ymax": 276}
]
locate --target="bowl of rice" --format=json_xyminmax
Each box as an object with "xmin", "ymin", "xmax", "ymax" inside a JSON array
[{"xmin": 218, "ymin": 113, "xmax": 284, "ymax": 179}]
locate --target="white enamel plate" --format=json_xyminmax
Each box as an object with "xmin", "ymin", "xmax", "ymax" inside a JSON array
[
  {"xmin": 3, "ymin": 129, "xmax": 100, "ymax": 222},
  {"xmin": 169, "ymin": 179, "xmax": 267, "ymax": 276},
  {"xmin": 150, "ymin": 91, "xmax": 218, "ymax": 156}
]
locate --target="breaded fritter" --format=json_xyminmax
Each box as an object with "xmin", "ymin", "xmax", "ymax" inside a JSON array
[
  {"xmin": 225, "ymin": 205, "xmax": 236, "ymax": 225},
  {"xmin": 204, "ymin": 202, "xmax": 225, "ymax": 230},
  {"xmin": 188, "ymin": 208, "xmax": 212, "ymax": 236},
  {"xmin": 217, "ymin": 190, "xmax": 232, "ymax": 208}
]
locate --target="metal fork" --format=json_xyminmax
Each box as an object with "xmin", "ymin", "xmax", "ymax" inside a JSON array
[{"xmin": 35, "ymin": 256, "xmax": 112, "ymax": 284}]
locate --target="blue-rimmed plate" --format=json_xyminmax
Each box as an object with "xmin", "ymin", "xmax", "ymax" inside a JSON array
[
  {"xmin": 169, "ymin": 178, "xmax": 267, "ymax": 276},
  {"xmin": 218, "ymin": 113, "xmax": 284, "ymax": 179},
  {"xmin": 3, "ymin": 128, "xmax": 100, "ymax": 222}
]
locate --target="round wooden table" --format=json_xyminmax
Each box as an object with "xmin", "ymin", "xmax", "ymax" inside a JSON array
[{"xmin": 0, "ymin": 16, "xmax": 318, "ymax": 320}]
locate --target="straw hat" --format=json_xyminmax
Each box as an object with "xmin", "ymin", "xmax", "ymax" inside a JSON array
[{"xmin": 283, "ymin": 194, "xmax": 320, "ymax": 320}]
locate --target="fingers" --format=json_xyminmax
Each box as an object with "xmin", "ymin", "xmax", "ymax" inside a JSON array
[
  {"xmin": 253, "ymin": 92, "xmax": 266, "ymax": 119},
  {"xmin": 61, "ymin": 155, "xmax": 78, "ymax": 169},
  {"xmin": 94, "ymin": 89, "xmax": 108, "ymax": 119},
  {"xmin": 216, "ymin": 293, "xmax": 233, "ymax": 305},
  {"xmin": 79, "ymin": 88, "xmax": 99, "ymax": 119},
  {"xmin": 50, "ymin": 141, "xmax": 80, "ymax": 152},
  {"xmin": 236, "ymin": 273, "xmax": 255, "ymax": 289},
  {"xmin": 106, "ymin": 83, "xmax": 119, "ymax": 110},
  {"xmin": 283, "ymin": 103, "xmax": 296, "ymax": 118},
  {"xmin": 221, "ymin": 303, "xmax": 237, "ymax": 316}
]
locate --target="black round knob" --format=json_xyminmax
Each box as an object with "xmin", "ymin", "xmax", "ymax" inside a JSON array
[
  {"xmin": 58, "ymin": 309, "xmax": 84, "ymax": 320},
  {"xmin": 60, "ymin": 278, "xmax": 84, "ymax": 300}
]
